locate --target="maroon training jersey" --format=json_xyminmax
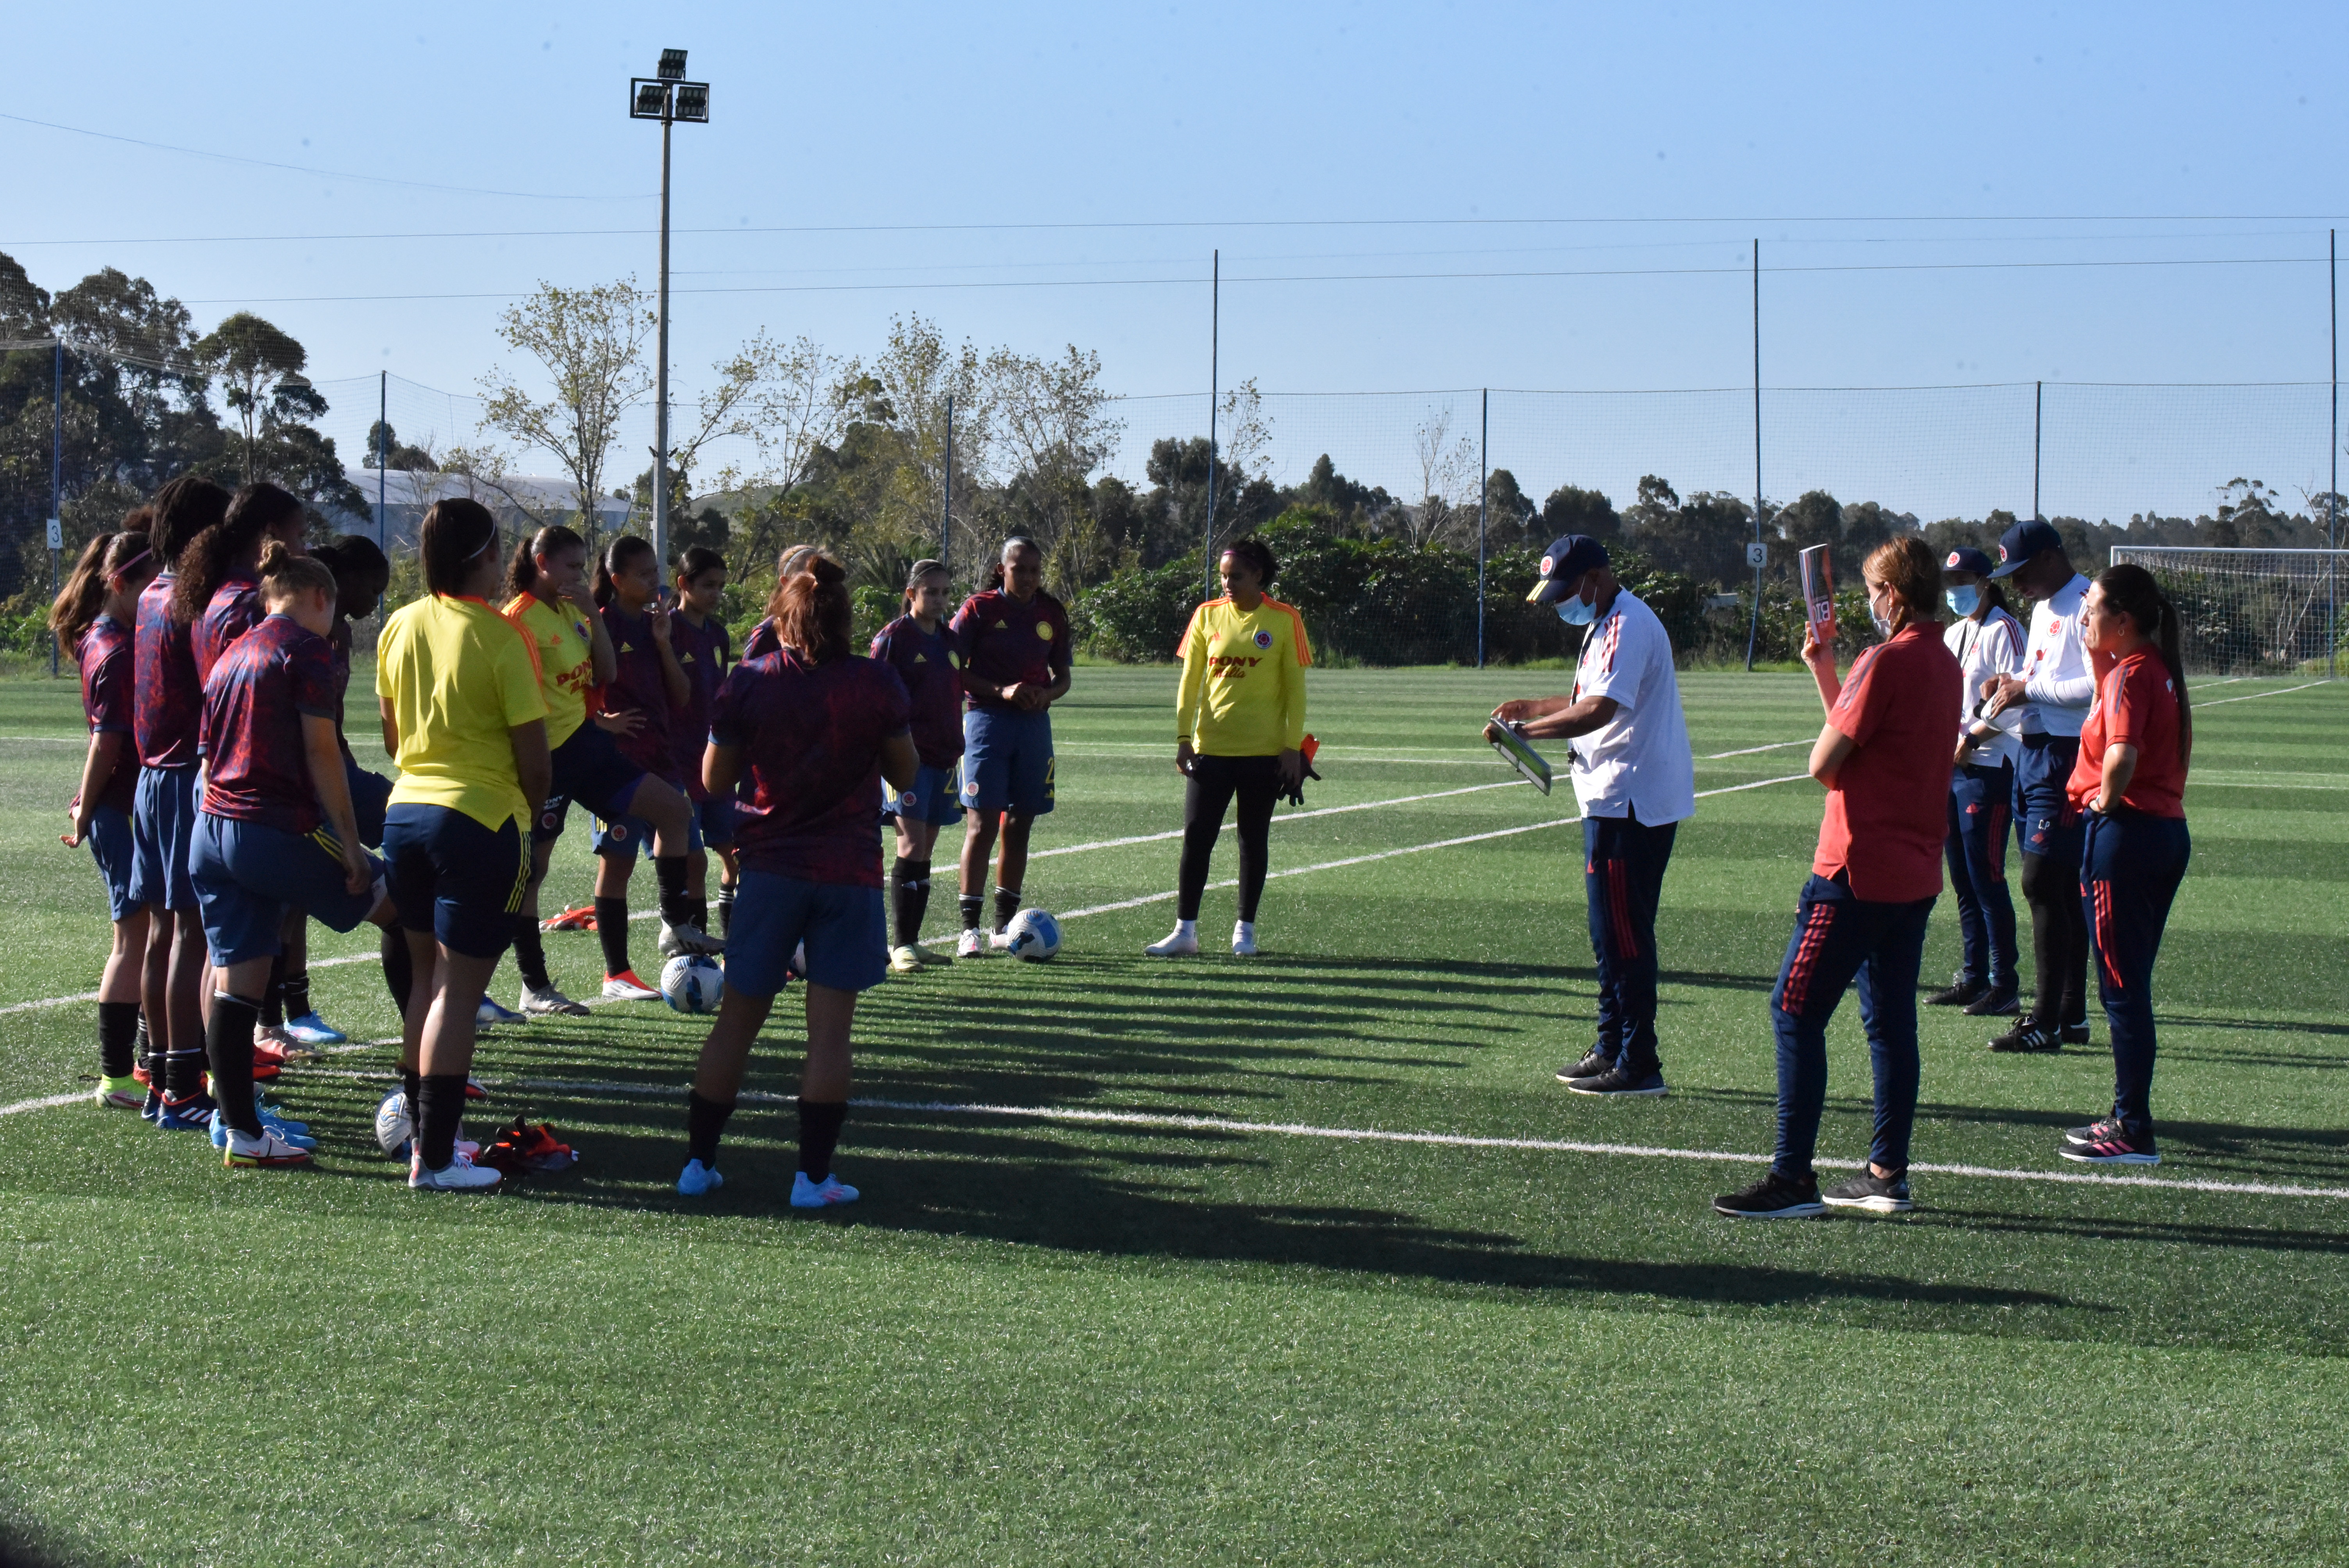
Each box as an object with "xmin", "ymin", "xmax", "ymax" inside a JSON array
[
  {"xmin": 870, "ymin": 613, "xmax": 964, "ymax": 768},
  {"xmin": 78, "ymin": 613, "xmax": 139, "ymax": 814},
  {"xmin": 597, "ymin": 600, "xmax": 675, "ymax": 780},
  {"xmin": 193, "ymin": 571, "xmax": 263, "ymax": 686},
  {"xmin": 710, "ymin": 650, "xmax": 911, "ymax": 887},
  {"xmin": 199, "ymin": 614, "xmax": 338, "ymax": 836},
  {"xmin": 667, "ymin": 608, "xmax": 731, "ymax": 800},
  {"xmin": 1814, "ymin": 622, "xmax": 1962, "ymax": 903},
  {"xmin": 950, "ymin": 588, "xmax": 1070, "ymax": 712},
  {"xmin": 134, "ymin": 572, "xmax": 201, "ymax": 770}
]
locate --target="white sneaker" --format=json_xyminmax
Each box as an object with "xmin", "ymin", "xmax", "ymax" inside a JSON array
[
  {"xmin": 660, "ymin": 921, "xmax": 726, "ymax": 957},
  {"xmin": 889, "ymin": 945, "xmax": 925, "ymax": 974},
  {"xmin": 223, "ymin": 1126, "xmax": 312, "ymax": 1168},
  {"xmin": 677, "ymin": 1158, "xmax": 724, "ymax": 1196},
  {"xmin": 791, "ymin": 1170, "xmax": 859, "ymax": 1208},
  {"xmin": 955, "ymin": 928, "xmax": 987, "ymax": 959},
  {"xmin": 987, "ymin": 928, "xmax": 1014, "ymax": 950},
  {"xmin": 601, "ymin": 972, "xmax": 661, "ymax": 1002},
  {"xmin": 520, "ymin": 984, "xmax": 590, "ymax": 1017},
  {"xmin": 1232, "ymin": 921, "xmax": 1258, "ymax": 957},
  {"xmin": 1145, "ymin": 923, "xmax": 1200, "ymax": 957},
  {"xmin": 409, "ymin": 1148, "xmax": 501, "ymax": 1191}
]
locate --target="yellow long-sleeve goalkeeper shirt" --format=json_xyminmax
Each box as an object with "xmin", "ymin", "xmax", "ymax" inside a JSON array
[{"xmin": 1174, "ymin": 595, "xmax": 1312, "ymax": 756}]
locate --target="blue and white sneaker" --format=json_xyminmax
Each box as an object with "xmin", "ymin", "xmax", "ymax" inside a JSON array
[
  {"xmin": 154, "ymin": 1094, "xmax": 218, "ymax": 1132},
  {"xmin": 282, "ymin": 1011, "xmax": 348, "ymax": 1047},
  {"xmin": 476, "ymin": 995, "xmax": 525, "ymax": 1028},
  {"xmin": 212, "ymin": 1098, "xmax": 319, "ymax": 1152},
  {"xmin": 676, "ymin": 1159, "xmax": 724, "ymax": 1197},
  {"xmin": 790, "ymin": 1170, "xmax": 859, "ymax": 1208},
  {"xmin": 141, "ymin": 1089, "xmax": 164, "ymax": 1123}
]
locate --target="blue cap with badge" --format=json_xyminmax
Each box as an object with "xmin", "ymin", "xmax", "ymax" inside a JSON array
[
  {"xmin": 1524, "ymin": 535, "xmax": 1610, "ymax": 604},
  {"xmin": 1988, "ymin": 517, "xmax": 2062, "ymax": 579},
  {"xmin": 1942, "ymin": 546, "xmax": 1996, "ymax": 577}
]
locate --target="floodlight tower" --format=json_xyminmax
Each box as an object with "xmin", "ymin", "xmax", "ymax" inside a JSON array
[{"xmin": 629, "ymin": 48, "xmax": 709, "ymax": 567}]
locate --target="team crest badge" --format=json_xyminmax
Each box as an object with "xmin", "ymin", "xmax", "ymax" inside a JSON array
[
  {"xmin": 1945, "ymin": 551, "xmax": 1961, "ymax": 568},
  {"xmin": 1540, "ymin": 554, "xmax": 1555, "ymax": 577},
  {"xmin": 1252, "ymin": 629, "xmax": 1273, "ymax": 650},
  {"xmin": 1036, "ymin": 622, "xmax": 1053, "ymax": 640}
]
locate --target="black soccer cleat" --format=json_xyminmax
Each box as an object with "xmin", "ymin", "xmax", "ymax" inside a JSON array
[
  {"xmin": 1988, "ymin": 1021, "xmax": 2062, "ymax": 1053},
  {"xmin": 1557, "ymin": 1048, "xmax": 1613, "ymax": 1084},
  {"xmin": 1925, "ymin": 975, "xmax": 1985, "ymax": 1007},
  {"xmin": 2060, "ymin": 1023, "xmax": 2092, "ymax": 1046},
  {"xmin": 1566, "ymin": 1066, "xmax": 1667, "ymax": 1098},
  {"xmin": 1820, "ymin": 1169, "xmax": 1915, "ymax": 1214},
  {"xmin": 1964, "ymin": 983, "xmax": 2021, "ymax": 1017},
  {"xmin": 1713, "ymin": 1170, "xmax": 1825, "ymax": 1219},
  {"xmin": 2060, "ymin": 1125, "xmax": 2159, "ymax": 1165},
  {"xmin": 2063, "ymin": 1116, "xmax": 2124, "ymax": 1147}
]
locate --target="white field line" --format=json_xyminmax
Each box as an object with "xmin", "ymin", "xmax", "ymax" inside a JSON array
[
  {"xmin": 1705, "ymin": 739, "xmax": 1813, "ymax": 759},
  {"xmin": 0, "ymin": 735, "xmax": 84, "ymax": 744},
  {"xmin": 2191, "ymin": 679, "xmax": 2332, "ymax": 709},
  {"xmin": 0, "ymin": 1092, "xmax": 87, "ymax": 1117},
  {"xmin": 72, "ymin": 1074, "xmax": 2343, "ymax": 1203}
]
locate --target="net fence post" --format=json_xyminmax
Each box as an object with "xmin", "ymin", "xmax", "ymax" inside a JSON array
[
  {"xmin": 1477, "ymin": 387, "xmax": 1488, "ymax": 670},
  {"xmin": 2331, "ymin": 227, "xmax": 2338, "ymax": 677},
  {"xmin": 2034, "ymin": 380, "xmax": 2043, "ymax": 519},
  {"xmin": 942, "ymin": 392, "xmax": 953, "ymax": 579},
  {"xmin": 1745, "ymin": 239, "xmax": 1763, "ymax": 671},
  {"xmin": 1204, "ymin": 249, "xmax": 1219, "ymax": 603}
]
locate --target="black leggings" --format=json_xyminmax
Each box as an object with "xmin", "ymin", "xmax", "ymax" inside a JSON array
[{"xmin": 1178, "ymin": 754, "xmax": 1281, "ymax": 922}]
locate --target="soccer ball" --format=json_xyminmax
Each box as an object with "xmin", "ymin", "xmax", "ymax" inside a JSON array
[
  {"xmin": 1003, "ymin": 907, "xmax": 1062, "ymax": 962},
  {"xmin": 661, "ymin": 954, "xmax": 726, "ymax": 1014},
  {"xmin": 374, "ymin": 1088, "xmax": 412, "ymax": 1157}
]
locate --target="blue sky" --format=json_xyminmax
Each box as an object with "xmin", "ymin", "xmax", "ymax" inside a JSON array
[{"xmin": 7, "ymin": 2, "xmax": 2346, "ymax": 516}]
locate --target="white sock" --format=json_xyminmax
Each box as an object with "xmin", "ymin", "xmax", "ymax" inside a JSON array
[{"xmin": 1234, "ymin": 920, "xmax": 1255, "ymax": 937}]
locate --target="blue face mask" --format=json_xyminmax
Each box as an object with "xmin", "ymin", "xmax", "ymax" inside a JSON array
[
  {"xmin": 1555, "ymin": 592, "xmax": 1597, "ymax": 627},
  {"xmin": 1945, "ymin": 585, "xmax": 1980, "ymax": 618}
]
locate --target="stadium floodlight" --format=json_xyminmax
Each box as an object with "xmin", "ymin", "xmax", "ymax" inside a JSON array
[{"xmin": 626, "ymin": 49, "xmax": 711, "ymax": 570}]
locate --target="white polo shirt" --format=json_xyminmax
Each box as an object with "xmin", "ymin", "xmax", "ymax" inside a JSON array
[
  {"xmin": 1946, "ymin": 605, "xmax": 2026, "ymax": 767},
  {"xmin": 1565, "ymin": 590, "xmax": 1696, "ymax": 825},
  {"xmin": 2018, "ymin": 573, "xmax": 2095, "ymax": 738}
]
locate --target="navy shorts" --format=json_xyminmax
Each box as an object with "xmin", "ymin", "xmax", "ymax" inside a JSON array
[
  {"xmin": 345, "ymin": 753, "xmax": 393, "ymax": 849},
  {"xmin": 2015, "ymin": 733, "xmax": 2083, "ymax": 864},
  {"xmin": 960, "ymin": 708, "xmax": 1055, "ymax": 817},
  {"xmin": 696, "ymin": 793, "xmax": 736, "ymax": 846},
  {"xmin": 383, "ymin": 803, "xmax": 528, "ymax": 959},
  {"xmin": 884, "ymin": 762, "xmax": 964, "ymax": 828},
  {"xmin": 130, "ymin": 764, "xmax": 200, "ymax": 912},
  {"xmin": 538, "ymin": 722, "xmax": 649, "ymax": 843},
  {"xmin": 190, "ymin": 813, "xmax": 388, "ymax": 968},
  {"xmin": 85, "ymin": 802, "xmax": 139, "ymax": 923},
  {"xmin": 593, "ymin": 801, "xmax": 700, "ymax": 860},
  {"xmin": 724, "ymin": 871, "xmax": 886, "ymax": 998}
]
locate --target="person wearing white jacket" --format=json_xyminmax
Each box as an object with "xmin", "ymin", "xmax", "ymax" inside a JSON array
[
  {"xmin": 1927, "ymin": 547, "xmax": 2026, "ymax": 1016},
  {"xmin": 1979, "ymin": 519, "xmax": 2097, "ymax": 1053}
]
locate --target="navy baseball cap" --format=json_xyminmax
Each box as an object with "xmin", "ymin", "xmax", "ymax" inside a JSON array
[
  {"xmin": 1943, "ymin": 546, "xmax": 1996, "ymax": 577},
  {"xmin": 1988, "ymin": 517, "xmax": 2061, "ymax": 579},
  {"xmin": 1525, "ymin": 535, "xmax": 1610, "ymax": 604}
]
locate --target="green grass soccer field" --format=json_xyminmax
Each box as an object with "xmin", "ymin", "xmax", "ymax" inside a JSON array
[{"xmin": 2, "ymin": 666, "xmax": 2345, "ymax": 1565}]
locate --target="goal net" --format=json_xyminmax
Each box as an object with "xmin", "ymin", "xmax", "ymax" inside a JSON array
[{"xmin": 2108, "ymin": 547, "xmax": 2347, "ymax": 676}]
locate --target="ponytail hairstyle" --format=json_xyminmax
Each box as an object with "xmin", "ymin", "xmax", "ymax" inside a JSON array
[
  {"xmin": 676, "ymin": 544, "xmax": 726, "ymax": 586},
  {"xmin": 903, "ymin": 557, "xmax": 948, "ymax": 606},
  {"xmin": 175, "ymin": 481, "xmax": 302, "ymax": 621},
  {"xmin": 593, "ymin": 534, "xmax": 656, "ymax": 608},
  {"xmin": 2092, "ymin": 563, "xmax": 2192, "ymax": 765},
  {"xmin": 763, "ymin": 551, "xmax": 852, "ymax": 663},
  {"xmin": 419, "ymin": 497, "xmax": 501, "ymax": 596},
  {"xmin": 984, "ymin": 535, "xmax": 1042, "ymax": 592},
  {"xmin": 50, "ymin": 531, "xmax": 154, "ymax": 652},
  {"xmin": 1978, "ymin": 576, "xmax": 2010, "ymax": 619},
  {"xmin": 257, "ymin": 538, "xmax": 337, "ymax": 606},
  {"xmin": 505, "ymin": 523, "xmax": 585, "ymax": 600},
  {"xmin": 146, "ymin": 474, "xmax": 232, "ymax": 609},
  {"xmin": 1861, "ymin": 535, "xmax": 1942, "ymax": 627}
]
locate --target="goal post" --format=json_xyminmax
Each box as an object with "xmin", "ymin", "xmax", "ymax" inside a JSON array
[{"xmin": 2108, "ymin": 546, "xmax": 2346, "ymax": 677}]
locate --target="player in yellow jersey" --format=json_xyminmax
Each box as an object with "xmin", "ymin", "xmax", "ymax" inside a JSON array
[{"xmin": 1145, "ymin": 538, "xmax": 1310, "ymax": 957}]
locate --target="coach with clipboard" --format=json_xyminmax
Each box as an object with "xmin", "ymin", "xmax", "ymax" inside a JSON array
[{"xmin": 1487, "ymin": 535, "xmax": 1696, "ymax": 1096}]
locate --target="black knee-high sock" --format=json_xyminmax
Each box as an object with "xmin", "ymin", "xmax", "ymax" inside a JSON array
[
  {"xmin": 716, "ymin": 882, "xmax": 736, "ymax": 938},
  {"xmin": 204, "ymin": 992, "xmax": 263, "ymax": 1136},
  {"xmin": 164, "ymin": 1047, "xmax": 208, "ymax": 1101},
  {"xmin": 511, "ymin": 915, "xmax": 551, "ymax": 992},
  {"xmin": 686, "ymin": 1089, "xmax": 734, "ymax": 1166},
  {"xmin": 282, "ymin": 969, "xmax": 310, "ymax": 1022},
  {"xmin": 416, "ymin": 1073, "xmax": 469, "ymax": 1170},
  {"xmin": 798, "ymin": 1099, "xmax": 847, "ymax": 1180},
  {"xmin": 260, "ymin": 953, "xmax": 287, "ymax": 1026},
  {"xmin": 595, "ymin": 896, "xmax": 633, "ymax": 976},
  {"xmin": 402, "ymin": 1065, "xmax": 422, "ymax": 1109},
  {"xmin": 992, "ymin": 885, "xmax": 1021, "ymax": 934},
  {"xmin": 381, "ymin": 927, "xmax": 413, "ymax": 1017},
  {"xmin": 891, "ymin": 856, "xmax": 933, "ymax": 948},
  {"xmin": 691, "ymin": 894, "xmax": 710, "ymax": 935},
  {"xmin": 97, "ymin": 1001, "xmax": 139, "ymax": 1079},
  {"xmin": 653, "ymin": 854, "xmax": 695, "ymax": 930},
  {"xmin": 134, "ymin": 1012, "xmax": 152, "ymax": 1078},
  {"xmin": 959, "ymin": 892, "xmax": 984, "ymax": 931}
]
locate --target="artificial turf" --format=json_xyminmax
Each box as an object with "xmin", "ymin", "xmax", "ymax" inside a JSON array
[{"xmin": 1, "ymin": 665, "xmax": 2344, "ymax": 1565}]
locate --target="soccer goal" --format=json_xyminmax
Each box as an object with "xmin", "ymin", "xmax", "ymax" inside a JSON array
[{"xmin": 2108, "ymin": 546, "xmax": 2348, "ymax": 676}]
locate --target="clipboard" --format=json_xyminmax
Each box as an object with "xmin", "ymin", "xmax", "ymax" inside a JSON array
[{"xmin": 1488, "ymin": 720, "xmax": 1553, "ymax": 795}]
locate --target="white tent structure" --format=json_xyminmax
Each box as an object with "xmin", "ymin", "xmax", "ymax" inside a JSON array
[{"xmin": 336, "ymin": 465, "xmax": 634, "ymax": 548}]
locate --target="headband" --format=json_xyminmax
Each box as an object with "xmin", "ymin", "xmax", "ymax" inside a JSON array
[
  {"xmin": 110, "ymin": 547, "xmax": 153, "ymax": 579},
  {"xmin": 466, "ymin": 527, "xmax": 499, "ymax": 560}
]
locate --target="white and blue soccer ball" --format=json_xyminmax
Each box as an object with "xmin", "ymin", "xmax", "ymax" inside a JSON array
[
  {"xmin": 1004, "ymin": 907, "xmax": 1062, "ymax": 962},
  {"xmin": 661, "ymin": 954, "xmax": 726, "ymax": 1014},
  {"xmin": 374, "ymin": 1087, "xmax": 413, "ymax": 1158}
]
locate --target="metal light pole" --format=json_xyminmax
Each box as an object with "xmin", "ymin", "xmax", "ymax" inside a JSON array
[
  {"xmin": 1204, "ymin": 249, "xmax": 1219, "ymax": 600},
  {"xmin": 942, "ymin": 394, "xmax": 954, "ymax": 574},
  {"xmin": 377, "ymin": 370, "xmax": 389, "ymax": 550},
  {"xmin": 630, "ymin": 49, "xmax": 709, "ymax": 568},
  {"xmin": 50, "ymin": 339, "xmax": 63, "ymax": 677},
  {"xmin": 1744, "ymin": 239, "xmax": 1763, "ymax": 671},
  {"xmin": 1476, "ymin": 387, "xmax": 1488, "ymax": 670}
]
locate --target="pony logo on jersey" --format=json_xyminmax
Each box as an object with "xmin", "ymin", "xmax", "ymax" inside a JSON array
[{"xmin": 1252, "ymin": 629, "xmax": 1274, "ymax": 650}]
